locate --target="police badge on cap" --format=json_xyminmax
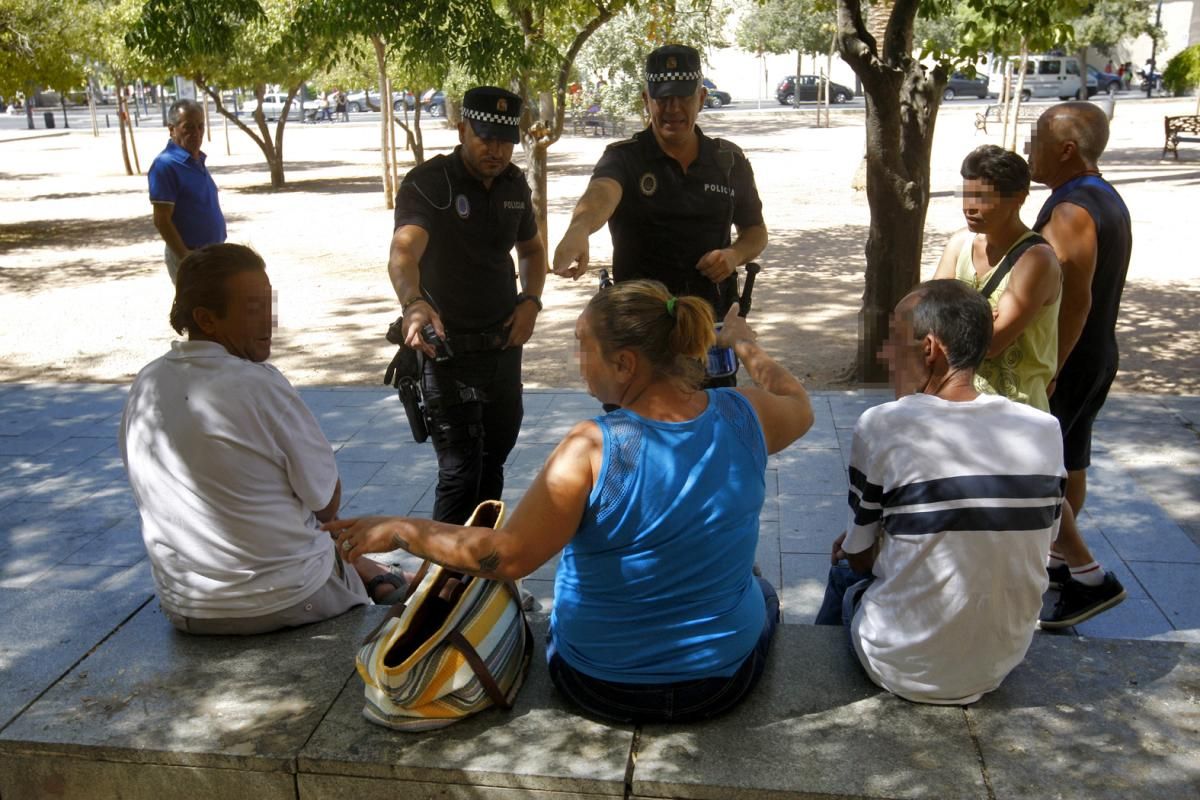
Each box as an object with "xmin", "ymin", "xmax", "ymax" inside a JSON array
[
  {"xmin": 462, "ymin": 86, "xmax": 522, "ymax": 144},
  {"xmin": 645, "ymin": 44, "xmax": 703, "ymax": 99}
]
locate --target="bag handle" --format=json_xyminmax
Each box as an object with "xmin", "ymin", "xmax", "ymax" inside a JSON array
[
  {"xmin": 979, "ymin": 233, "xmax": 1047, "ymax": 300},
  {"xmin": 360, "ymin": 559, "xmax": 438, "ymax": 646},
  {"xmin": 446, "ymin": 614, "xmax": 534, "ymax": 711},
  {"xmin": 359, "ymin": 500, "xmax": 507, "ymax": 647}
]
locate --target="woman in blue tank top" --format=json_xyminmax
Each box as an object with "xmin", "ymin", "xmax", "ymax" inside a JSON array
[{"xmin": 327, "ymin": 280, "xmax": 814, "ymax": 722}]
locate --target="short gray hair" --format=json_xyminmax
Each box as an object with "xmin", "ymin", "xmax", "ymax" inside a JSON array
[{"xmin": 167, "ymin": 99, "xmax": 204, "ymax": 127}]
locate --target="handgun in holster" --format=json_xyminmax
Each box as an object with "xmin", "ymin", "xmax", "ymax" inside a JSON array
[{"xmin": 384, "ymin": 321, "xmax": 430, "ymax": 443}]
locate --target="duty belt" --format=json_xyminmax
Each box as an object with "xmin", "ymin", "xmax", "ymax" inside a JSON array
[{"xmin": 445, "ymin": 328, "xmax": 508, "ymax": 354}]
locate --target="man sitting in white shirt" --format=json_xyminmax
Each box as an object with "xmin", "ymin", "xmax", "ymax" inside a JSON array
[
  {"xmin": 121, "ymin": 244, "xmax": 405, "ymax": 634},
  {"xmin": 815, "ymin": 280, "xmax": 1065, "ymax": 704}
]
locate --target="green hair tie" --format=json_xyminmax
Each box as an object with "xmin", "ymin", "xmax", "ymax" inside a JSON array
[{"xmin": 666, "ymin": 296, "xmax": 677, "ymax": 317}]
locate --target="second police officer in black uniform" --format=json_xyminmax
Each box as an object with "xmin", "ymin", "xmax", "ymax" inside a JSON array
[
  {"xmin": 552, "ymin": 44, "xmax": 767, "ymax": 388},
  {"xmin": 387, "ymin": 86, "xmax": 547, "ymax": 524}
]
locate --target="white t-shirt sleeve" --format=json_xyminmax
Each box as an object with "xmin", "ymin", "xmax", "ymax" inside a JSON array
[
  {"xmin": 261, "ymin": 366, "xmax": 338, "ymax": 512},
  {"xmin": 843, "ymin": 411, "xmax": 882, "ymax": 555}
]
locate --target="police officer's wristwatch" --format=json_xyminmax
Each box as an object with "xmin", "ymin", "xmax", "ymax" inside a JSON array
[{"xmin": 515, "ymin": 293, "xmax": 543, "ymax": 312}]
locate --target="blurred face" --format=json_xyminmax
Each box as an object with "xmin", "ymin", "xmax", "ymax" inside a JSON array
[
  {"xmin": 877, "ymin": 294, "xmax": 929, "ymax": 399},
  {"xmin": 575, "ymin": 310, "xmax": 625, "ymax": 403},
  {"xmin": 961, "ymin": 178, "xmax": 1026, "ymax": 233},
  {"xmin": 1025, "ymin": 117, "xmax": 1062, "ymax": 185},
  {"xmin": 458, "ymin": 123, "xmax": 514, "ymax": 183},
  {"xmin": 170, "ymin": 110, "xmax": 205, "ymax": 158},
  {"xmin": 201, "ymin": 270, "xmax": 275, "ymax": 363},
  {"xmin": 643, "ymin": 87, "xmax": 705, "ymax": 147}
]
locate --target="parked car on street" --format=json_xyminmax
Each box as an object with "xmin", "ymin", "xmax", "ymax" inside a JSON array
[
  {"xmin": 346, "ymin": 89, "xmax": 415, "ymax": 113},
  {"xmin": 256, "ymin": 91, "xmax": 306, "ymax": 121},
  {"xmin": 1087, "ymin": 65, "xmax": 1123, "ymax": 95},
  {"xmin": 422, "ymin": 89, "xmax": 446, "ymax": 117},
  {"xmin": 943, "ymin": 72, "xmax": 991, "ymax": 100},
  {"xmin": 776, "ymin": 75, "xmax": 853, "ymax": 104},
  {"xmin": 702, "ymin": 78, "xmax": 732, "ymax": 108}
]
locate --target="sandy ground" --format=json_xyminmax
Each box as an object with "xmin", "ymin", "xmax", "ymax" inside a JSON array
[{"xmin": 1, "ymin": 97, "xmax": 1197, "ymax": 394}]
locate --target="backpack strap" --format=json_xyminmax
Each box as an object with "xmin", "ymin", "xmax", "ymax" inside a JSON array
[{"xmin": 979, "ymin": 233, "xmax": 1048, "ymax": 300}]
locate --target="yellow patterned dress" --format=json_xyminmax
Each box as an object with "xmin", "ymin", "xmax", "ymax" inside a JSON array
[{"xmin": 955, "ymin": 232, "xmax": 1060, "ymax": 411}]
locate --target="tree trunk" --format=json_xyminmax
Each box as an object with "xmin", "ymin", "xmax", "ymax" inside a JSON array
[
  {"xmin": 370, "ymin": 35, "xmax": 394, "ymax": 208},
  {"xmin": 1009, "ymin": 43, "xmax": 1030, "ymax": 152},
  {"xmin": 198, "ymin": 80, "xmax": 288, "ymax": 189},
  {"xmin": 794, "ymin": 50, "xmax": 802, "ymax": 108},
  {"xmin": 838, "ymin": 0, "xmax": 944, "ymax": 382},
  {"xmin": 115, "ymin": 77, "xmax": 133, "ymax": 176},
  {"xmin": 1078, "ymin": 46, "xmax": 1088, "ymax": 100},
  {"xmin": 87, "ymin": 86, "xmax": 99, "ymax": 137},
  {"xmin": 857, "ymin": 91, "xmax": 936, "ymax": 382}
]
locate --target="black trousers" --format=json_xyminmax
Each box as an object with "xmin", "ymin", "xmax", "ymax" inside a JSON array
[{"xmin": 421, "ymin": 346, "xmax": 523, "ymax": 524}]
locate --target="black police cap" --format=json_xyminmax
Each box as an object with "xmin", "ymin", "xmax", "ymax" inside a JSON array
[
  {"xmin": 645, "ymin": 44, "xmax": 703, "ymax": 99},
  {"xmin": 462, "ymin": 86, "xmax": 522, "ymax": 144}
]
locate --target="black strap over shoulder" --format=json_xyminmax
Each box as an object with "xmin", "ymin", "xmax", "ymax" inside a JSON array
[{"xmin": 979, "ymin": 233, "xmax": 1048, "ymax": 300}]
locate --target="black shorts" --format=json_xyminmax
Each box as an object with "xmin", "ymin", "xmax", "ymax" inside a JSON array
[{"xmin": 1049, "ymin": 353, "xmax": 1117, "ymax": 472}]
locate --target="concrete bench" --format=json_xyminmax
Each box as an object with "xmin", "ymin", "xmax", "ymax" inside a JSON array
[
  {"xmin": 1164, "ymin": 115, "xmax": 1200, "ymax": 159},
  {"xmin": 2, "ymin": 587, "xmax": 1199, "ymax": 800}
]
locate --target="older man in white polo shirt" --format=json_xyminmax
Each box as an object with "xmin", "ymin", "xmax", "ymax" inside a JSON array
[{"xmin": 120, "ymin": 243, "xmax": 403, "ymax": 634}]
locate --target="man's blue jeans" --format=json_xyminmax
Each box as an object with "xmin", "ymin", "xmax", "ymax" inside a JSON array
[
  {"xmin": 547, "ymin": 577, "xmax": 780, "ymax": 723},
  {"xmin": 814, "ymin": 562, "xmax": 874, "ymax": 627}
]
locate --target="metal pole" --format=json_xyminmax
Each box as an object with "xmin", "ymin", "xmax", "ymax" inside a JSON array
[{"xmin": 1147, "ymin": 0, "xmax": 1163, "ymax": 99}]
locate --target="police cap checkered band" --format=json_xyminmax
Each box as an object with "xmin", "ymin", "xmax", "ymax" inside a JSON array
[
  {"xmin": 463, "ymin": 107, "xmax": 518, "ymax": 126},
  {"xmin": 647, "ymin": 70, "xmax": 703, "ymax": 83}
]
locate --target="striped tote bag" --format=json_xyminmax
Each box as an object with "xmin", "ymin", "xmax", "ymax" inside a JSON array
[{"xmin": 355, "ymin": 500, "xmax": 533, "ymax": 731}]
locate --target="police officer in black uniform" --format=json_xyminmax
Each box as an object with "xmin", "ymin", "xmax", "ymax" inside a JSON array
[
  {"xmin": 387, "ymin": 86, "xmax": 546, "ymax": 525},
  {"xmin": 552, "ymin": 44, "xmax": 767, "ymax": 387}
]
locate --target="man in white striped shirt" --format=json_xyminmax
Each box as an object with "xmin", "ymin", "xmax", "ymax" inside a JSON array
[{"xmin": 815, "ymin": 280, "xmax": 1065, "ymax": 705}]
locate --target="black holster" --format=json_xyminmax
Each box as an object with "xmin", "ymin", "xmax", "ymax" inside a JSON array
[{"xmin": 384, "ymin": 346, "xmax": 429, "ymax": 443}]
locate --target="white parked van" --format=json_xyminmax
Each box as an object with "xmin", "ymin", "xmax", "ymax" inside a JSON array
[{"xmin": 988, "ymin": 55, "xmax": 1099, "ymax": 101}]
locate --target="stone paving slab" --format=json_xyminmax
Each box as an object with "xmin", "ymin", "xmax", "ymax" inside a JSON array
[
  {"xmin": 967, "ymin": 635, "xmax": 1200, "ymax": 800},
  {"xmin": 0, "ymin": 601, "xmax": 384, "ymax": 790},
  {"xmin": 632, "ymin": 625, "xmax": 987, "ymax": 800},
  {"xmin": 299, "ymin": 616, "xmax": 635, "ymax": 797},
  {"xmin": 0, "ymin": 588, "xmax": 150, "ymax": 729}
]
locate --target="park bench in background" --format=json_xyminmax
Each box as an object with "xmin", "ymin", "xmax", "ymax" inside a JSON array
[
  {"xmin": 1163, "ymin": 115, "xmax": 1200, "ymax": 159},
  {"xmin": 974, "ymin": 103, "xmax": 1043, "ymax": 134}
]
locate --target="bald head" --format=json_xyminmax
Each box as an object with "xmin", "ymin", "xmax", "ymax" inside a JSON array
[{"xmin": 1040, "ymin": 102, "xmax": 1110, "ymax": 164}]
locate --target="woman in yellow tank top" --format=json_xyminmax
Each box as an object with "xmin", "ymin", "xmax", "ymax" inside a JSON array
[{"xmin": 933, "ymin": 146, "xmax": 1061, "ymax": 411}]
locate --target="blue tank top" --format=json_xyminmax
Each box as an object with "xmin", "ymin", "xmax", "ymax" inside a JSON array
[{"xmin": 550, "ymin": 389, "xmax": 768, "ymax": 683}]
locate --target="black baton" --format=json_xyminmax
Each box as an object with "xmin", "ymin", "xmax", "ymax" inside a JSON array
[{"xmin": 738, "ymin": 262, "xmax": 761, "ymax": 318}]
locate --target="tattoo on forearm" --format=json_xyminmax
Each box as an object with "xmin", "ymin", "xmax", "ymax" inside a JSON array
[
  {"xmin": 477, "ymin": 550, "xmax": 501, "ymax": 574},
  {"xmin": 390, "ymin": 532, "xmax": 424, "ymax": 560}
]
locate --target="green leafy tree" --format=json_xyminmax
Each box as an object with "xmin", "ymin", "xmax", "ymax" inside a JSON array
[
  {"xmin": 1072, "ymin": 0, "xmax": 1162, "ymax": 97},
  {"xmin": 834, "ymin": 0, "xmax": 1086, "ymax": 380},
  {"xmin": 495, "ymin": 0, "xmax": 640, "ymax": 248},
  {"xmin": 295, "ymin": 0, "xmax": 515, "ymax": 205},
  {"xmin": 736, "ymin": 0, "xmax": 836, "ymax": 107},
  {"xmin": 1162, "ymin": 43, "xmax": 1200, "ymax": 111},
  {"xmin": 127, "ymin": 0, "xmax": 333, "ymax": 189},
  {"xmin": 579, "ymin": 0, "xmax": 730, "ymax": 119},
  {"xmin": 0, "ymin": 0, "xmax": 93, "ymax": 128}
]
